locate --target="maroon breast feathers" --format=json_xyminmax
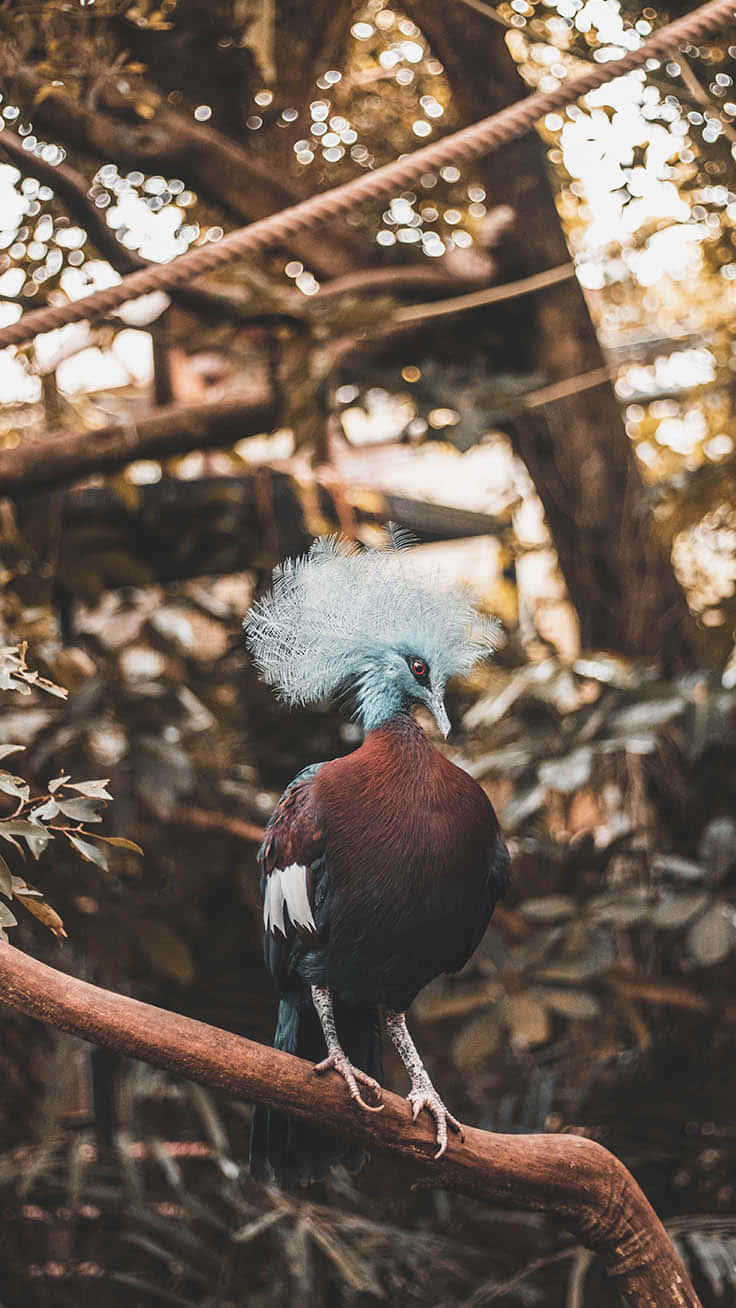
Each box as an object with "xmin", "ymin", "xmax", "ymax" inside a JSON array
[{"xmin": 313, "ymin": 719, "xmax": 498, "ymax": 887}]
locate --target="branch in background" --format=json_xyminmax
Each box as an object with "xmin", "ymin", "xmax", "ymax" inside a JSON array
[
  {"xmin": 172, "ymin": 806, "xmax": 266, "ymax": 844},
  {"xmin": 0, "ymin": 57, "xmax": 367, "ymax": 279},
  {"xmin": 0, "ymin": 394, "xmax": 278, "ymax": 494},
  {"xmin": 0, "ymin": 130, "xmax": 292, "ymax": 327},
  {"xmin": 0, "ymin": 942, "xmax": 701, "ymax": 1308},
  {"xmin": 312, "ymin": 263, "xmax": 494, "ymax": 301},
  {"xmin": 12, "ymin": 471, "xmax": 507, "ymax": 596},
  {"xmin": 392, "ymin": 262, "xmax": 576, "ymax": 326},
  {"xmin": 676, "ymin": 54, "xmax": 736, "ymax": 149}
]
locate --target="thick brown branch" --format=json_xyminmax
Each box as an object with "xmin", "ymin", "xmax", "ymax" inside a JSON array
[
  {"xmin": 0, "ymin": 942, "xmax": 700, "ymax": 1307},
  {"xmin": 0, "ymin": 395, "xmax": 278, "ymax": 494}
]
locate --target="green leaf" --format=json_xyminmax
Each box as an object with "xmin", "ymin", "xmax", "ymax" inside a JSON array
[
  {"xmin": 0, "ymin": 772, "xmax": 30, "ymax": 803},
  {"xmin": 67, "ymin": 833, "xmax": 110, "ymax": 871},
  {"xmin": 48, "ymin": 774, "xmax": 71, "ymax": 792},
  {"xmin": 0, "ymin": 854, "xmax": 12, "ymax": 898},
  {"xmin": 0, "ymin": 820, "xmax": 53, "ymax": 858},
  {"xmin": 686, "ymin": 903, "xmax": 735, "ymax": 967},
  {"xmin": 55, "ymin": 797, "xmax": 104, "ymax": 823},
  {"xmin": 588, "ymin": 891, "xmax": 651, "ymax": 927},
  {"xmin": 66, "ymin": 779, "xmax": 113, "ymax": 801},
  {"xmin": 11, "ymin": 875, "xmax": 41, "ymax": 897},
  {"xmin": 29, "ymin": 798, "xmax": 59, "ymax": 823},
  {"xmin": 0, "ymin": 745, "xmax": 25, "ymax": 761},
  {"xmin": 651, "ymin": 892, "xmax": 709, "ymax": 930}
]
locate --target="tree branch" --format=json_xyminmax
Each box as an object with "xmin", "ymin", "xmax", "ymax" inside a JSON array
[
  {"xmin": 0, "ymin": 394, "xmax": 278, "ymax": 494},
  {"xmin": 0, "ymin": 57, "xmax": 367, "ymax": 279},
  {"xmin": 0, "ymin": 942, "xmax": 700, "ymax": 1308},
  {"xmin": 0, "ymin": 130, "xmax": 297, "ymax": 327}
]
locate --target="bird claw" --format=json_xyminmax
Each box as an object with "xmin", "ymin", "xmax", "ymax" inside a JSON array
[
  {"xmin": 314, "ymin": 1052, "xmax": 384, "ymax": 1112},
  {"xmin": 408, "ymin": 1082, "xmax": 464, "ymax": 1159}
]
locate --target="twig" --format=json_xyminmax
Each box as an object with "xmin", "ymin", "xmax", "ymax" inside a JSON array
[
  {"xmin": 171, "ymin": 807, "xmax": 265, "ymax": 845},
  {"xmin": 392, "ymin": 262, "xmax": 576, "ymax": 326}
]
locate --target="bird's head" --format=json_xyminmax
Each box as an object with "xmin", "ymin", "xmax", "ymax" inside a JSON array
[
  {"xmin": 350, "ymin": 647, "xmax": 451, "ymax": 736},
  {"xmin": 245, "ymin": 529, "xmax": 499, "ymax": 738}
]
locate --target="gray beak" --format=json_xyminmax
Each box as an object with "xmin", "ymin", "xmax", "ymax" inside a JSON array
[{"xmin": 430, "ymin": 692, "xmax": 451, "ymax": 739}]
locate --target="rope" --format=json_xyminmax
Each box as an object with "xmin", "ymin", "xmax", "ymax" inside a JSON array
[{"xmin": 0, "ymin": 0, "xmax": 733, "ymax": 351}]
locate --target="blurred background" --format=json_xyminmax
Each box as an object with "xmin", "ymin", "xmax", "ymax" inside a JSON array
[{"xmin": 1, "ymin": 0, "xmax": 736, "ymax": 1304}]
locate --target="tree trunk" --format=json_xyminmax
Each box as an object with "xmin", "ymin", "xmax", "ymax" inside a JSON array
[{"xmin": 404, "ymin": 4, "xmax": 697, "ymax": 667}]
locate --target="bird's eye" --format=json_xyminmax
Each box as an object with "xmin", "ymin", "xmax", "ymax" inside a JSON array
[{"xmin": 409, "ymin": 657, "xmax": 429, "ymax": 682}]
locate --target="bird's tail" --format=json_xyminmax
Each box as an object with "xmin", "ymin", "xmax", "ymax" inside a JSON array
[{"xmin": 250, "ymin": 987, "xmax": 382, "ymax": 1188}]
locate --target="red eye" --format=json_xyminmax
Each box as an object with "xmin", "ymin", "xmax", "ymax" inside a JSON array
[{"xmin": 411, "ymin": 659, "xmax": 428, "ymax": 680}]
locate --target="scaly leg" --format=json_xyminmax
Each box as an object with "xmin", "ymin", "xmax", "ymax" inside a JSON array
[
  {"xmin": 311, "ymin": 985, "xmax": 384, "ymax": 1112},
  {"xmin": 385, "ymin": 1010, "xmax": 464, "ymax": 1158}
]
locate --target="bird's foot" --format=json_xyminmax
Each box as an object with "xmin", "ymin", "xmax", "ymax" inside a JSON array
[
  {"xmin": 408, "ymin": 1077, "xmax": 464, "ymax": 1159},
  {"xmin": 314, "ymin": 1052, "xmax": 384, "ymax": 1113}
]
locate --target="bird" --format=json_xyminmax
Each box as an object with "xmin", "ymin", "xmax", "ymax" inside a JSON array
[{"xmin": 246, "ymin": 530, "xmax": 510, "ymax": 1187}]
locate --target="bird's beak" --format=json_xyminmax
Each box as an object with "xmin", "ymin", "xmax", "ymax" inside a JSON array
[{"xmin": 430, "ymin": 692, "xmax": 451, "ymax": 739}]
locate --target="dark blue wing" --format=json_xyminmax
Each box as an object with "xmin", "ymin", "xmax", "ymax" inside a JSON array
[{"xmin": 258, "ymin": 762, "xmax": 326, "ymax": 989}]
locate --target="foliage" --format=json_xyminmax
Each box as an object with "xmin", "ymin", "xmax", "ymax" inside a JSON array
[
  {"xmin": 0, "ymin": 644, "xmax": 142, "ymax": 945},
  {"xmin": 1, "ymin": 0, "xmax": 736, "ymax": 1304}
]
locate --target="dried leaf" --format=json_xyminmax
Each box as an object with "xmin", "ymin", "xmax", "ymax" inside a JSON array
[
  {"xmin": 16, "ymin": 894, "xmax": 67, "ymax": 940},
  {"xmin": 537, "ymin": 934, "xmax": 616, "ymax": 982},
  {"xmin": 452, "ymin": 1008, "xmax": 502, "ymax": 1069},
  {"xmin": 541, "ymin": 988, "xmax": 601, "ymax": 1019},
  {"xmin": 520, "ymin": 896, "xmax": 576, "ymax": 923},
  {"xmin": 89, "ymin": 835, "xmax": 144, "ymax": 855},
  {"xmin": 609, "ymin": 695, "xmax": 685, "ymax": 734},
  {"xmin": 48, "ymin": 774, "xmax": 71, "ymax": 792},
  {"xmin": 509, "ymin": 991, "xmax": 550, "ymax": 1047},
  {"xmin": 133, "ymin": 921, "xmax": 195, "ymax": 985}
]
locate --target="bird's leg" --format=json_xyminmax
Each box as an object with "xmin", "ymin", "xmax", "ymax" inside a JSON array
[
  {"xmin": 311, "ymin": 985, "xmax": 384, "ymax": 1113},
  {"xmin": 385, "ymin": 1010, "xmax": 464, "ymax": 1158}
]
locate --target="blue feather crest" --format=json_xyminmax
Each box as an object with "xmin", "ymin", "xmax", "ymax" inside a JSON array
[{"xmin": 245, "ymin": 530, "xmax": 499, "ymax": 706}]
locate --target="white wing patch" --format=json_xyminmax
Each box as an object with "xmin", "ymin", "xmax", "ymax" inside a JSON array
[{"xmin": 264, "ymin": 863, "xmax": 316, "ymax": 936}]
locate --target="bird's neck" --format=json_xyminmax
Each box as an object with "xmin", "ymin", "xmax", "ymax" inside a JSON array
[
  {"xmin": 356, "ymin": 675, "xmax": 412, "ymax": 733},
  {"xmin": 363, "ymin": 711, "xmax": 429, "ymax": 753}
]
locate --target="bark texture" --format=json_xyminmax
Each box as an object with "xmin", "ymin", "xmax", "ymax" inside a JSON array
[
  {"xmin": 403, "ymin": 3, "xmax": 697, "ymax": 666},
  {"xmin": 0, "ymin": 942, "xmax": 701, "ymax": 1308}
]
